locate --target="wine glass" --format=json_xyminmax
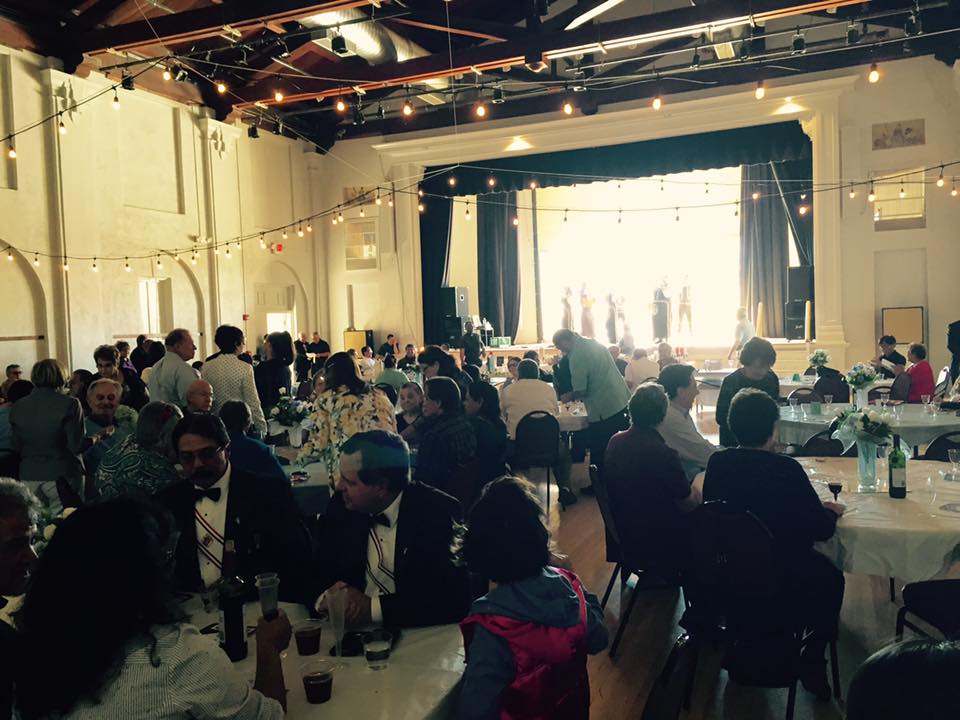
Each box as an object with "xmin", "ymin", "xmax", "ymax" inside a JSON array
[
  {"xmin": 789, "ymin": 397, "xmax": 799, "ymax": 414},
  {"xmin": 948, "ymin": 448, "xmax": 960, "ymax": 482},
  {"xmin": 823, "ymin": 394, "xmax": 833, "ymax": 410},
  {"xmin": 828, "ymin": 481, "xmax": 843, "ymax": 502},
  {"xmin": 326, "ymin": 586, "xmax": 347, "ymax": 666},
  {"xmin": 922, "ymin": 394, "xmax": 932, "ymax": 406}
]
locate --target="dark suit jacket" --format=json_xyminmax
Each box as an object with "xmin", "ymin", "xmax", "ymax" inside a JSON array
[
  {"xmin": 9, "ymin": 387, "xmax": 85, "ymax": 486},
  {"xmin": 159, "ymin": 467, "xmax": 313, "ymax": 603},
  {"xmin": 316, "ymin": 482, "xmax": 470, "ymax": 628}
]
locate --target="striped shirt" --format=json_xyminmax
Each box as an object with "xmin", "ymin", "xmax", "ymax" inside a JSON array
[
  {"xmin": 64, "ymin": 623, "xmax": 283, "ymax": 719},
  {"xmin": 201, "ymin": 354, "xmax": 268, "ymax": 436}
]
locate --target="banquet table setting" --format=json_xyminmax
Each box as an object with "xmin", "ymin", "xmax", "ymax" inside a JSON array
[
  {"xmin": 777, "ymin": 402, "xmax": 960, "ymax": 449},
  {"xmin": 184, "ymin": 598, "xmax": 465, "ymax": 719}
]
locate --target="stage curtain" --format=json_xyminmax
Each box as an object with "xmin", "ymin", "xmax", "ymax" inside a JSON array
[
  {"xmin": 740, "ymin": 163, "xmax": 788, "ymax": 338},
  {"xmin": 421, "ymin": 121, "xmax": 810, "ymax": 197},
  {"xmin": 772, "ymin": 158, "xmax": 815, "ymax": 268},
  {"xmin": 477, "ymin": 192, "xmax": 521, "ymax": 340},
  {"xmin": 419, "ymin": 195, "xmax": 453, "ymax": 345}
]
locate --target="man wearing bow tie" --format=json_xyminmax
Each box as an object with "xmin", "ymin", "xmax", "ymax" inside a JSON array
[
  {"xmin": 159, "ymin": 413, "xmax": 312, "ymax": 602},
  {"xmin": 314, "ymin": 430, "xmax": 470, "ymax": 628}
]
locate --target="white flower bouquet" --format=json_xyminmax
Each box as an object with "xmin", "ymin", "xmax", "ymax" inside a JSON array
[
  {"xmin": 831, "ymin": 407, "xmax": 892, "ymax": 451},
  {"xmin": 846, "ymin": 362, "xmax": 878, "ymax": 390},
  {"xmin": 808, "ymin": 349, "xmax": 831, "ymax": 368},
  {"xmin": 273, "ymin": 395, "xmax": 313, "ymax": 428}
]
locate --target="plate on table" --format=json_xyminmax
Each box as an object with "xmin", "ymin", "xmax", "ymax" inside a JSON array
[{"xmin": 939, "ymin": 503, "xmax": 960, "ymax": 514}]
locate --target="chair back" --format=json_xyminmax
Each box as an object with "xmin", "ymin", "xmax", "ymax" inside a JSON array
[
  {"xmin": 640, "ymin": 633, "xmax": 700, "ymax": 720},
  {"xmin": 589, "ymin": 463, "xmax": 621, "ymax": 547},
  {"xmin": 295, "ymin": 380, "xmax": 313, "ymax": 401},
  {"xmin": 890, "ymin": 372, "xmax": 912, "ymax": 402},
  {"xmin": 868, "ymin": 385, "xmax": 892, "ymax": 403},
  {"xmin": 682, "ymin": 501, "xmax": 779, "ymax": 617},
  {"xmin": 813, "ymin": 375, "xmax": 850, "ymax": 403},
  {"xmin": 803, "ymin": 366, "xmax": 818, "ymax": 377},
  {"xmin": 446, "ymin": 458, "xmax": 484, "ymax": 511},
  {"xmin": 787, "ymin": 387, "xmax": 822, "ymax": 404},
  {"xmin": 922, "ymin": 431, "xmax": 960, "ymax": 461},
  {"xmin": 934, "ymin": 366, "xmax": 951, "ymax": 399},
  {"xmin": 796, "ymin": 429, "xmax": 845, "ymax": 457},
  {"xmin": 512, "ymin": 411, "xmax": 560, "ymax": 468}
]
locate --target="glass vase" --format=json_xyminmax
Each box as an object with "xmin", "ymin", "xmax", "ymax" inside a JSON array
[
  {"xmin": 857, "ymin": 440, "xmax": 878, "ymax": 493},
  {"xmin": 854, "ymin": 388, "xmax": 869, "ymax": 410},
  {"xmin": 288, "ymin": 426, "xmax": 303, "ymax": 448}
]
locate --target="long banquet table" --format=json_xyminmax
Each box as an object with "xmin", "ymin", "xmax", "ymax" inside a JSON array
[
  {"xmin": 778, "ymin": 403, "xmax": 960, "ymax": 449},
  {"xmin": 186, "ymin": 598, "xmax": 465, "ymax": 719}
]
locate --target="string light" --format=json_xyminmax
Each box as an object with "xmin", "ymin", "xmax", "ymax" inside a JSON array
[
  {"xmin": 62, "ymin": 258, "xmax": 69, "ymax": 271},
  {"xmin": 704, "ymin": 182, "xmax": 710, "ymax": 194},
  {"xmin": 260, "ymin": 233, "xmax": 267, "ymax": 249},
  {"xmin": 156, "ymin": 254, "xmax": 163, "ymax": 270},
  {"xmin": 952, "ymin": 179, "xmax": 958, "ymax": 197},
  {"xmin": 33, "ymin": 254, "xmax": 39, "ymax": 267},
  {"xmin": 191, "ymin": 252, "xmax": 198, "ymax": 265},
  {"xmin": 281, "ymin": 228, "xmax": 288, "ymax": 240},
  {"xmin": 617, "ymin": 209, "xmax": 622, "ymax": 223},
  {"xmin": 58, "ymin": 115, "xmax": 66, "ymax": 135},
  {"xmin": 848, "ymin": 185, "xmax": 857, "ymax": 199},
  {"xmin": 868, "ymin": 182, "xmax": 876, "ymax": 202},
  {"xmin": 734, "ymin": 201, "xmax": 740, "ymax": 217},
  {"xmin": 562, "ymin": 97, "xmax": 574, "ymax": 115},
  {"xmin": 112, "ymin": 89, "xmax": 120, "ymax": 110},
  {"xmin": 124, "ymin": 257, "xmax": 132, "ymax": 271},
  {"xmin": 937, "ymin": 167, "xmax": 945, "ymax": 187},
  {"xmin": 216, "ymin": 81, "xmax": 227, "ymax": 94},
  {"xmin": 465, "ymin": 202, "xmax": 471, "ymax": 221},
  {"xmin": 868, "ymin": 63, "xmax": 880, "ymax": 83},
  {"xmin": 448, "ymin": 176, "xmax": 457, "ymax": 187},
  {"xmin": 335, "ymin": 97, "xmax": 346, "ymax": 113},
  {"xmin": 512, "ymin": 216, "xmax": 520, "ymax": 226},
  {"xmin": 5, "ymin": 249, "xmax": 12, "ymax": 262},
  {"xmin": 751, "ymin": 190, "xmax": 760, "ymax": 201},
  {"xmin": 898, "ymin": 182, "xmax": 906, "ymax": 199},
  {"xmin": 402, "ymin": 99, "xmax": 414, "ymax": 117},
  {"xmin": 297, "ymin": 224, "xmax": 305, "ymax": 237},
  {"xmin": 7, "ymin": 145, "xmax": 15, "ymax": 159},
  {"xmin": 474, "ymin": 102, "xmax": 487, "ymax": 118},
  {"xmin": 359, "ymin": 206, "xmax": 365, "ymax": 217},
  {"xmin": 674, "ymin": 207, "xmax": 680, "ymax": 222},
  {"xmin": 331, "ymin": 215, "xmax": 338, "ymax": 226},
  {"xmin": 563, "ymin": 209, "xmax": 568, "ymax": 222},
  {"xmin": 652, "ymin": 94, "xmax": 663, "ymax": 111},
  {"xmin": 529, "ymin": 181, "xmax": 538, "ymax": 190},
  {"xmin": 798, "ymin": 203, "xmax": 808, "ymax": 215},
  {"xmin": 91, "ymin": 258, "xmax": 98, "ymax": 272},
  {"xmin": 388, "ymin": 195, "xmax": 394, "ymax": 208},
  {"xmin": 418, "ymin": 202, "xmax": 425, "ymax": 213},
  {"xmin": 418, "ymin": 188, "xmax": 424, "ymax": 197},
  {"xmin": 274, "ymin": 90, "xmax": 284, "ymax": 103},
  {"xmin": 213, "ymin": 246, "xmax": 219, "ymax": 255},
  {"xmin": 225, "ymin": 246, "xmax": 232, "ymax": 258},
  {"xmin": 306, "ymin": 222, "xmax": 312, "ymax": 233},
  {"xmin": 338, "ymin": 211, "xmax": 344, "ymax": 223},
  {"xmin": 487, "ymin": 177, "xmax": 497, "ymax": 188},
  {"xmin": 754, "ymin": 80, "xmax": 765, "ymax": 100},
  {"xmin": 162, "ymin": 68, "xmax": 171, "ymax": 81},
  {"xmin": 375, "ymin": 193, "xmax": 382, "ymax": 206}
]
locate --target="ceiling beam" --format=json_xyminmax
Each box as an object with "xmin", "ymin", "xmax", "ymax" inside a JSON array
[
  {"xmin": 385, "ymin": 15, "xmax": 523, "ymax": 43},
  {"xmin": 71, "ymin": 0, "xmax": 134, "ymax": 32},
  {"xmin": 0, "ymin": 0, "xmax": 75, "ymax": 25},
  {"xmin": 79, "ymin": 0, "xmax": 372, "ymax": 53},
  {"xmin": 232, "ymin": 0, "xmax": 866, "ymax": 107}
]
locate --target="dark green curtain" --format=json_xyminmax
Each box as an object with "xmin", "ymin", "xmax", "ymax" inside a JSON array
[
  {"xmin": 419, "ymin": 196, "xmax": 453, "ymax": 345},
  {"xmin": 772, "ymin": 158, "xmax": 815, "ymax": 268},
  {"xmin": 740, "ymin": 163, "xmax": 788, "ymax": 337},
  {"xmin": 477, "ymin": 192, "xmax": 521, "ymax": 340},
  {"xmin": 422, "ymin": 121, "xmax": 810, "ymax": 197}
]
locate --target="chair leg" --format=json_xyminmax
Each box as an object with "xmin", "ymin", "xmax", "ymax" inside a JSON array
[
  {"xmin": 889, "ymin": 577, "xmax": 896, "ymax": 603},
  {"xmin": 609, "ymin": 582, "xmax": 641, "ymax": 659},
  {"xmin": 829, "ymin": 639, "xmax": 841, "ymax": 700},
  {"xmin": 785, "ymin": 680, "xmax": 798, "ymax": 720},
  {"xmin": 600, "ymin": 563, "xmax": 620, "ymax": 611},
  {"xmin": 896, "ymin": 606, "xmax": 907, "ymax": 640},
  {"xmin": 683, "ymin": 638, "xmax": 700, "ymax": 711}
]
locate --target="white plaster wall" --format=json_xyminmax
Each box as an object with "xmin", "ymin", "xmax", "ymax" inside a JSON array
[{"xmin": 0, "ymin": 47, "xmax": 326, "ymax": 373}]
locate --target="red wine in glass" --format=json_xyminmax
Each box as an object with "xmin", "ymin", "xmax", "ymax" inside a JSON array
[{"xmin": 828, "ymin": 482, "xmax": 842, "ymax": 501}]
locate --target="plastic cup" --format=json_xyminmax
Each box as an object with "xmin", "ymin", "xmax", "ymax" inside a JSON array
[
  {"xmin": 809, "ymin": 401, "xmax": 822, "ymax": 415},
  {"xmin": 254, "ymin": 573, "xmax": 280, "ymax": 620},
  {"xmin": 362, "ymin": 629, "xmax": 393, "ymax": 671},
  {"xmin": 922, "ymin": 394, "xmax": 931, "ymax": 406},
  {"xmin": 294, "ymin": 621, "xmax": 323, "ymax": 656},
  {"xmin": 789, "ymin": 397, "xmax": 799, "ymax": 413},
  {"xmin": 301, "ymin": 660, "xmax": 335, "ymax": 704},
  {"xmin": 823, "ymin": 395, "xmax": 833, "ymax": 405}
]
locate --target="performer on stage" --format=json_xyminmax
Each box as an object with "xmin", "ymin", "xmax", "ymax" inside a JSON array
[
  {"xmin": 678, "ymin": 278, "xmax": 692, "ymax": 334},
  {"xmin": 652, "ymin": 280, "xmax": 670, "ymax": 343},
  {"xmin": 605, "ymin": 294, "xmax": 618, "ymax": 345},
  {"xmin": 561, "ymin": 287, "xmax": 574, "ymax": 331},
  {"xmin": 580, "ymin": 285, "xmax": 596, "ymax": 339}
]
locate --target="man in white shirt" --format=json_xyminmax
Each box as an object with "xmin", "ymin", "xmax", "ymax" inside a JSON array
[
  {"xmin": 501, "ymin": 360, "xmax": 577, "ymax": 507},
  {"xmin": 624, "ymin": 348, "xmax": 660, "ymax": 390},
  {"xmin": 148, "ymin": 328, "xmax": 199, "ymax": 409},
  {"xmin": 657, "ymin": 364, "xmax": 718, "ymax": 481}
]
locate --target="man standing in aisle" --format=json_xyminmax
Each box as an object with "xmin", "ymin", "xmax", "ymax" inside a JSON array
[
  {"xmin": 460, "ymin": 321, "xmax": 485, "ymax": 369},
  {"xmin": 553, "ymin": 329, "xmax": 630, "ymax": 494},
  {"xmin": 148, "ymin": 329, "xmax": 199, "ymax": 409}
]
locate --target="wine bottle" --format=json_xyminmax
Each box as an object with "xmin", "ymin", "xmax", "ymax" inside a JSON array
[
  {"xmin": 218, "ymin": 539, "xmax": 248, "ymax": 661},
  {"xmin": 888, "ymin": 434, "xmax": 907, "ymax": 499}
]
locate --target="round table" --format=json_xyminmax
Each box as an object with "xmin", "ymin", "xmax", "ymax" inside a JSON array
[
  {"xmin": 558, "ymin": 402, "xmax": 589, "ymax": 433},
  {"xmin": 799, "ymin": 457, "xmax": 960, "ymax": 582},
  {"xmin": 778, "ymin": 404, "xmax": 960, "ymax": 449}
]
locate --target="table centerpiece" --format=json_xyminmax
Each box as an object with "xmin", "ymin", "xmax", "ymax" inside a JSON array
[{"xmin": 832, "ymin": 407, "xmax": 892, "ymax": 492}]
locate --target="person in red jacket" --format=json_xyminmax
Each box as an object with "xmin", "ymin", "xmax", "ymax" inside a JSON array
[
  {"xmin": 458, "ymin": 477, "xmax": 608, "ymax": 720},
  {"xmin": 903, "ymin": 342, "xmax": 935, "ymax": 403}
]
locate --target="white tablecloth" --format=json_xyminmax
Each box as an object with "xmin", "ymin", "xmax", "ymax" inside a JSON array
[
  {"xmin": 187, "ymin": 600, "xmax": 464, "ymax": 719},
  {"xmin": 778, "ymin": 404, "xmax": 960, "ymax": 449},
  {"xmin": 558, "ymin": 402, "xmax": 589, "ymax": 432},
  {"xmin": 284, "ymin": 461, "xmax": 331, "ymax": 515},
  {"xmin": 798, "ymin": 457, "xmax": 960, "ymax": 582}
]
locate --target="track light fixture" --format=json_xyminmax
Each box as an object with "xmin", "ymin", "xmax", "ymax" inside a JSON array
[
  {"xmin": 248, "ymin": 124, "xmax": 259, "ymax": 139},
  {"xmin": 846, "ymin": 21, "xmax": 861, "ymax": 45},
  {"xmin": 492, "ymin": 86, "xmax": 505, "ymax": 104},
  {"xmin": 791, "ymin": 29, "xmax": 806, "ymax": 55}
]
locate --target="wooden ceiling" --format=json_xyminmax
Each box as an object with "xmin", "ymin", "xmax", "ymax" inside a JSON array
[{"xmin": 2, "ymin": 0, "xmax": 959, "ymax": 149}]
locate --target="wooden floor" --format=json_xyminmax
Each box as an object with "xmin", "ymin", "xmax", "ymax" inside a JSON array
[{"xmin": 537, "ymin": 410, "xmax": 928, "ymax": 720}]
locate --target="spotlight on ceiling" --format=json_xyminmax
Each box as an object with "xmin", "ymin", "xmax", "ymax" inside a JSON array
[
  {"xmin": 492, "ymin": 86, "xmax": 505, "ymax": 104},
  {"xmin": 846, "ymin": 21, "xmax": 861, "ymax": 45},
  {"xmin": 904, "ymin": 9, "xmax": 922, "ymax": 36},
  {"xmin": 331, "ymin": 32, "xmax": 349, "ymax": 56},
  {"xmin": 791, "ymin": 29, "xmax": 806, "ymax": 55},
  {"xmin": 248, "ymin": 124, "xmax": 259, "ymax": 139}
]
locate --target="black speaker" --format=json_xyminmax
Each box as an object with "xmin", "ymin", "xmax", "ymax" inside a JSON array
[
  {"xmin": 439, "ymin": 287, "xmax": 469, "ymax": 318},
  {"xmin": 442, "ymin": 316, "xmax": 466, "ymax": 345},
  {"xmin": 787, "ymin": 266, "xmax": 814, "ymax": 304},
  {"xmin": 784, "ymin": 299, "xmax": 809, "ymax": 341}
]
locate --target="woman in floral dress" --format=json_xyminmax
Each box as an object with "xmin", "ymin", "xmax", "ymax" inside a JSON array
[{"xmin": 300, "ymin": 352, "xmax": 396, "ymax": 479}]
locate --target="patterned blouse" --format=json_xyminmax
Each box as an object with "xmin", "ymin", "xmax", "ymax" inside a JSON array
[
  {"xmin": 301, "ymin": 386, "xmax": 397, "ymax": 479},
  {"xmin": 95, "ymin": 434, "xmax": 180, "ymax": 499}
]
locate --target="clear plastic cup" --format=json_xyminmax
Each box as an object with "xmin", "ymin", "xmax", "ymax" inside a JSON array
[
  {"xmin": 824, "ymin": 395, "xmax": 833, "ymax": 406},
  {"xmin": 254, "ymin": 573, "xmax": 280, "ymax": 620},
  {"xmin": 301, "ymin": 660, "xmax": 335, "ymax": 704},
  {"xmin": 362, "ymin": 629, "xmax": 393, "ymax": 671},
  {"xmin": 789, "ymin": 397, "xmax": 799, "ymax": 414},
  {"xmin": 294, "ymin": 620, "xmax": 323, "ymax": 656}
]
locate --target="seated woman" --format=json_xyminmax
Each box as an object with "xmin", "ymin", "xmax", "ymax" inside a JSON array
[
  {"xmin": 95, "ymin": 401, "xmax": 182, "ymax": 499},
  {"xmin": 500, "ymin": 356, "xmax": 521, "ymax": 391},
  {"xmin": 302, "ymin": 352, "xmax": 396, "ymax": 480},
  {"xmin": 458, "ymin": 477, "xmax": 608, "ymax": 720},
  {"xmin": 715, "ymin": 336, "xmax": 780, "ymax": 447},
  {"xmin": 414, "ymin": 377, "xmax": 476, "ymax": 492},
  {"xmin": 463, "ymin": 381, "xmax": 508, "ymax": 486},
  {"xmin": 14, "ymin": 499, "xmax": 291, "ymax": 720},
  {"xmin": 902, "ymin": 341, "xmax": 934, "ymax": 403},
  {"xmin": 396, "ymin": 381, "xmax": 424, "ymax": 442},
  {"xmin": 418, "ymin": 345, "xmax": 472, "ymax": 400},
  {"xmin": 703, "ymin": 388, "xmax": 844, "ymax": 700},
  {"xmin": 847, "ymin": 639, "xmax": 960, "ymax": 720}
]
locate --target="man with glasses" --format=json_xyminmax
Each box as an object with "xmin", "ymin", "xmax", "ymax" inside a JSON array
[
  {"xmin": 94, "ymin": 344, "xmax": 149, "ymax": 410},
  {"xmin": 0, "ymin": 365, "xmax": 22, "ymax": 401},
  {"xmin": 159, "ymin": 414, "xmax": 312, "ymax": 602}
]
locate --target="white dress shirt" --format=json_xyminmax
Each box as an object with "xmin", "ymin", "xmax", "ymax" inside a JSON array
[
  {"xmin": 148, "ymin": 351, "xmax": 199, "ymax": 408},
  {"xmin": 201, "ymin": 354, "xmax": 268, "ymax": 435},
  {"xmin": 365, "ymin": 490, "xmax": 403, "ymax": 624},
  {"xmin": 624, "ymin": 357, "xmax": 661, "ymax": 388},
  {"xmin": 500, "ymin": 378, "xmax": 559, "ymax": 438},
  {"xmin": 195, "ymin": 464, "xmax": 232, "ymax": 589},
  {"xmin": 657, "ymin": 400, "xmax": 718, "ymax": 481}
]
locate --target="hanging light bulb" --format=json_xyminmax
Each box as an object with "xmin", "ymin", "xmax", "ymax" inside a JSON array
[
  {"xmin": 62, "ymin": 258, "xmax": 69, "ymax": 271},
  {"xmin": 848, "ymin": 185, "xmax": 857, "ymax": 199},
  {"xmin": 418, "ymin": 202, "xmax": 425, "ymax": 213},
  {"xmin": 751, "ymin": 190, "xmax": 760, "ymax": 201},
  {"xmin": 162, "ymin": 67, "xmax": 172, "ymax": 81},
  {"xmin": 216, "ymin": 81, "xmax": 227, "ymax": 94},
  {"xmin": 899, "ymin": 182, "xmax": 906, "ymax": 199},
  {"xmin": 529, "ymin": 181, "xmax": 538, "ymax": 190},
  {"xmin": 112, "ymin": 89, "xmax": 120, "ymax": 110},
  {"xmin": 617, "ymin": 209, "xmax": 622, "ymax": 224},
  {"xmin": 402, "ymin": 99, "xmax": 414, "ymax": 117},
  {"xmin": 297, "ymin": 224, "xmax": 305, "ymax": 237},
  {"xmin": 274, "ymin": 90, "xmax": 284, "ymax": 103},
  {"xmin": 259, "ymin": 234, "xmax": 267, "ymax": 249},
  {"xmin": 156, "ymin": 254, "xmax": 163, "ymax": 270},
  {"xmin": 652, "ymin": 94, "xmax": 662, "ymax": 111},
  {"xmin": 474, "ymin": 102, "xmax": 487, "ymax": 118},
  {"xmin": 375, "ymin": 193, "xmax": 382, "ymax": 206},
  {"xmin": 6, "ymin": 145, "xmax": 15, "ymax": 159},
  {"xmin": 563, "ymin": 209, "xmax": 568, "ymax": 222},
  {"xmin": 5, "ymin": 249, "xmax": 12, "ymax": 262},
  {"xmin": 952, "ymin": 179, "xmax": 958, "ymax": 197},
  {"xmin": 512, "ymin": 216, "xmax": 520, "ymax": 226},
  {"xmin": 213, "ymin": 245, "xmax": 220, "ymax": 256},
  {"xmin": 331, "ymin": 216, "xmax": 338, "ymax": 226},
  {"xmin": 705, "ymin": 182, "xmax": 710, "ymax": 195},
  {"xmin": 868, "ymin": 182, "xmax": 876, "ymax": 202},
  {"xmin": 338, "ymin": 211, "xmax": 344, "ymax": 223},
  {"xmin": 58, "ymin": 115, "xmax": 67, "ymax": 135},
  {"xmin": 448, "ymin": 176, "xmax": 457, "ymax": 187},
  {"xmin": 191, "ymin": 252, "xmax": 198, "ymax": 265},
  {"xmin": 487, "ymin": 177, "xmax": 496, "ymax": 188},
  {"xmin": 281, "ymin": 228, "xmax": 288, "ymax": 240},
  {"xmin": 798, "ymin": 204, "xmax": 808, "ymax": 216},
  {"xmin": 674, "ymin": 207, "xmax": 680, "ymax": 222},
  {"xmin": 562, "ymin": 97, "xmax": 574, "ymax": 115},
  {"xmin": 754, "ymin": 80, "xmax": 765, "ymax": 100},
  {"xmin": 225, "ymin": 246, "xmax": 232, "ymax": 258},
  {"xmin": 91, "ymin": 258, "xmax": 98, "ymax": 272},
  {"xmin": 359, "ymin": 206, "xmax": 365, "ymax": 218},
  {"xmin": 465, "ymin": 203, "xmax": 471, "ymax": 221},
  {"xmin": 124, "ymin": 257, "xmax": 132, "ymax": 272},
  {"xmin": 937, "ymin": 167, "xmax": 945, "ymax": 187},
  {"xmin": 388, "ymin": 195, "xmax": 394, "ymax": 208},
  {"xmin": 32, "ymin": 253, "xmax": 39, "ymax": 267},
  {"xmin": 734, "ymin": 201, "xmax": 740, "ymax": 217},
  {"xmin": 335, "ymin": 97, "xmax": 346, "ymax": 113},
  {"xmin": 868, "ymin": 63, "xmax": 880, "ymax": 84}
]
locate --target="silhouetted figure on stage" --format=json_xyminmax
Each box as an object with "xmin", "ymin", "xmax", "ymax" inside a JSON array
[
  {"xmin": 652, "ymin": 282, "xmax": 670, "ymax": 343},
  {"xmin": 678, "ymin": 278, "xmax": 692, "ymax": 334},
  {"xmin": 606, "ymin": 294, "xmax": 618, "ymax": 345},
  {"xmin": 561, "ymin": 287, "xmax": 573, "ymax": 331},
  {"xmin": 580, "ymin": 285, "xmax": 596, "ymax": 339}
]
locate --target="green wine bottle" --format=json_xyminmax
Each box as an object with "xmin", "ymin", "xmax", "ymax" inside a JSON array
[{"xmin": 888, "ymin": 434, "xmax": 907, "ymax": 499}]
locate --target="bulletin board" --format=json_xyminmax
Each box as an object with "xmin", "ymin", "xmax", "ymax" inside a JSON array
[{"xmin": 881, "ymin": 306, "xmax": 925, "ymax": 344}]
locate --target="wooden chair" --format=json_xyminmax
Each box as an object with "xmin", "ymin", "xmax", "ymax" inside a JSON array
[
  {"xmin": 890, "ymin": 373, "xmax": 912, "ymax": 402},
  {"xmin": 921, "ymin": 431, "xmax": 960, "ymax": 461},
  {"xmin": 787, "ymin": 387, "xmax": 822, "ymax": 404},
  {"xmin": 813, "ymin": 375, "xmax": 849, "ymax": 403},
  {"xmin": 511, "ymin": 411, "xmax": 561, "ymax": 514}
]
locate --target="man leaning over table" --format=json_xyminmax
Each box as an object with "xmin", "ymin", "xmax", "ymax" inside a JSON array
[{"xmin": 313, "ymin": 429, "xmax": 470, "ymax": 628}]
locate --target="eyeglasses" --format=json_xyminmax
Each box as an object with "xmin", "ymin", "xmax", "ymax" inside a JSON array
[{"xmin": 177, "ymin": 445, "xmax": 224, "ymax": 466}]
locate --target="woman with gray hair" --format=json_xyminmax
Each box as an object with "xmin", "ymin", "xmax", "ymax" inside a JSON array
[{"xmin": 95, "ymin": 401, "xmax": 183, "ymax": 499}]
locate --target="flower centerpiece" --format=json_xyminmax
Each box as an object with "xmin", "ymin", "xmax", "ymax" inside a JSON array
[
  {"xmin": 808, "ymin": 349, "xmax": 831, "ymax": 369},
  {"xmin": 846, "ymin": 362, "xmax": 878, "ymax": 409},
  {"xmin": 269, "ymin": 388, "xmax": 313, "ymax": 447},
  {"xmin": 832, "ymin": 407, "xmax": 892, "ymax": 491}
]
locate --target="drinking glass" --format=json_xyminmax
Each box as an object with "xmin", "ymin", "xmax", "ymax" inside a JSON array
[
  {"xmin": 823, "ymin": 395, "xmax": 833, "ymax": 408},
  {"xmin": 828, "ymin": 481, "xmax": 843, "ymax": 502},
  {"xmin": 789, "ymin": 397, "xmax": 799, "ymax": 414},
  {"xmin": 362, "ymin": 629, "xmax": 393, "ymax": 670},
  {"xmin": 326, "ymin": 586, "xmax": 347, "ymax": 662},
  {"xmin": 301, "ymin": 660, "xmax": 335, "ymax": 704},
  {"xmin": 893, "ymin": 403, "xmax": 903, "ymax": 420},
  {"xmin": 876, "ymin": 444, "xmax": 889, "ymax": 489},
  {"xmin": 922, "ymin": 394, "xmax": 932, "ymax": 406},
  {"xmin": 254, "ymin": 573, "xmax": 280, "ymax": 620},
  {"xmin": 948, "ymin": 448, "xmax": 960, "ymax": 482}
]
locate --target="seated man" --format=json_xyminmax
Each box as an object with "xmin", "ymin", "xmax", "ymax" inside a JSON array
[
  {"xmin": 703, "ymin": 388, "xmax": 845, "ymax": 699},
  {"xmin": 218, "ymin": 400, "xmax": 286, "ymax": 484},
  {"xmin": 377, "ymin": 333, "xmax": 400, "ymax": 358},
  {"xmin": 413, "ymin": 377, "xmax": 477, "ymax": 493},
  {"xmin": 314, "ymin": 429, "xmax": 470, "ymax": 628},
  {"xmin": 397, "ymin": 343, "xmax": 418, "ymax": 371},
  {"xmin": 604, "ymin": 384, "xmax": 701, "ymax": 579},
  {"xmin": 657, "ymin": 364, "xmax": 718, "ymax": 480},
  {"xmin": 871, "ymin": 335, "xmax": 907, "ymax": 379},
  {"xmin": 624, "ymin": 348, "xmax": 660, "ymax": 390},
  {"xmin": 159, "ymin": 414, "xmax": 312, "ymax": 602},
  {"xmin": 185, "ymin": 379, "xmax": 214, "ymax": 415},
  {"xmin": 522, "ymin": 350, "xmax": 553, "ymax": 383}
]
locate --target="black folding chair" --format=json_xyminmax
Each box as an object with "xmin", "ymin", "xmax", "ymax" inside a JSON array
[
  {"xmin": 813, "ymin": 375, "xmax": 850, "ymax": 403},
  {"xmin": 640, "ymin": 633, "xmax": 701, "ymax": 720},
  {"xmin": 803, "ymin": 366, "xmax": 818, "ymax": 377},
  {"xmin": 787, "ymin": 387, "xmax": 822, "ymax": 404},
  {"xmin": 921, "ymin": 431, "xmax": 960, "ymax": 461},
  {"xmin": 896, "ymin": 579, "xmax": 960, "ymax": 640},
  {"xmin": 934, "ymin": 366, "xmax": 951, "ymax": 399},
  {"xmin": 511, "ymin": 411, "xmax": 561, "ymax": 514},
  {"xmin": 789, "ymin": 429, "xmax": 847, "ymax": 457},
  {"xmin": 681, "ymin": 502, "xmax": 841, "ymax": 719}
]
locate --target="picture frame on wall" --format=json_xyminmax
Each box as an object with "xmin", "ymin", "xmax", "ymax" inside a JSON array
[{"xmin": 872, "ymin": 119, "xmax": 925, "ymax": 151}]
